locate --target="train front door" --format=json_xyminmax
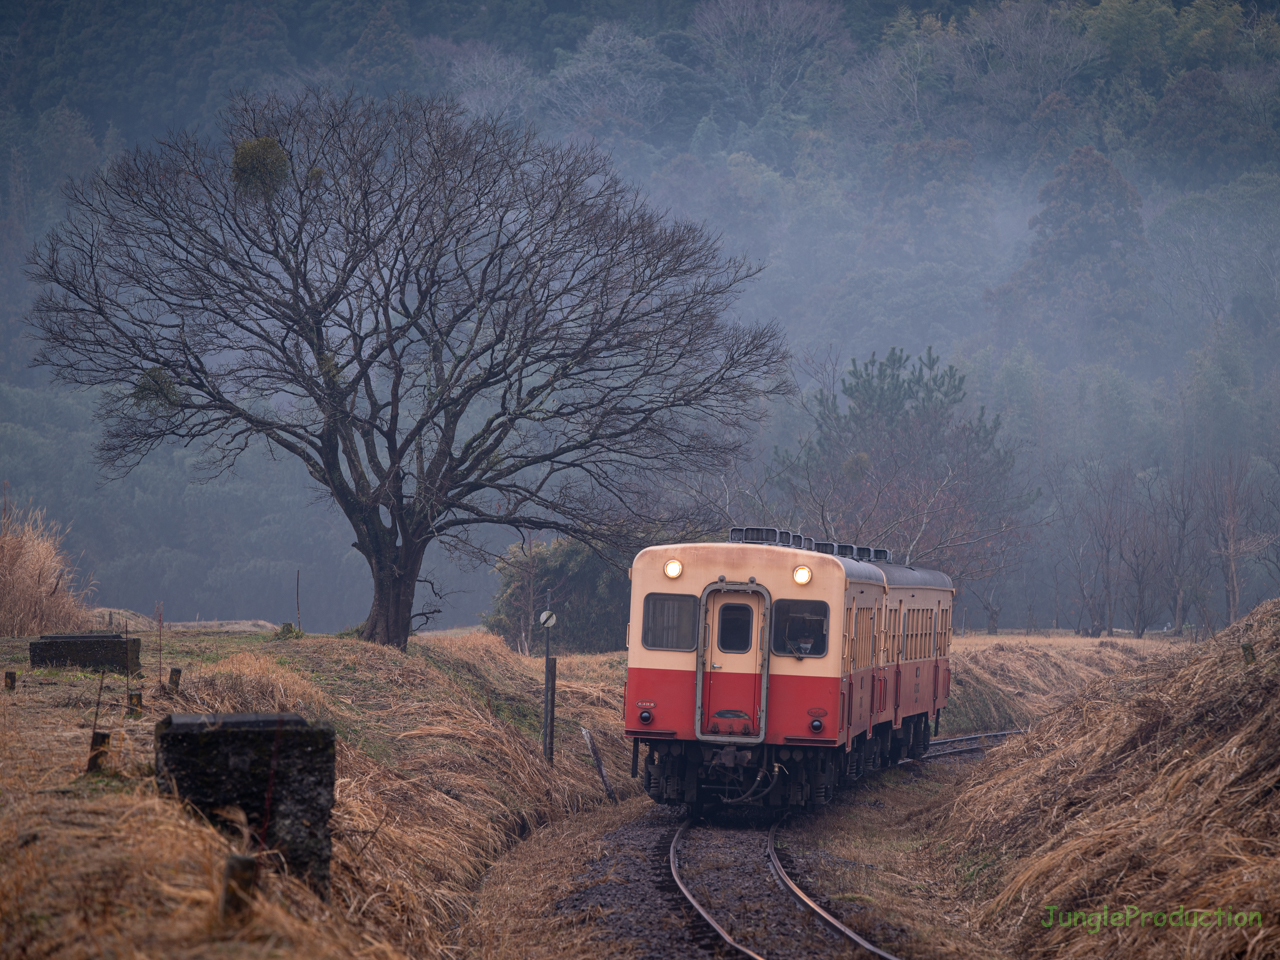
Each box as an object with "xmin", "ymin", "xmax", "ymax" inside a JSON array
[{"xmin": 699, "ymin": 590, "xmax": 766, "ymax": 739}]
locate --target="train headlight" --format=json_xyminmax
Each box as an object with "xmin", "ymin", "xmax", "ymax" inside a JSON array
[
  {"xmin": 810, "ymin": 718, "xmax": 824, "ymax": 732},
  {"xmin": 639, "ymin": 710, "xmax": 653, "ymax": 724},
  {"xmin": 663, "ymin": 559, "xmax": 683, "ymax": 579},
  {"xmin": 793, "ymin": 565, "xmax": 812, "ymax": 585}
]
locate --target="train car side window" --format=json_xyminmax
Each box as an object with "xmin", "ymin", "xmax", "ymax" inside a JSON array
[
  {"xmin": 642, "ymin": 593, "xmax": 699, "ymax": 651},
  {"xmin": 771, "ymin": 600, "xmax": 829, "ymax": 657},
  {"xmin": 717, "ymin": 603, "xmax": 753, "ymax": 653}
]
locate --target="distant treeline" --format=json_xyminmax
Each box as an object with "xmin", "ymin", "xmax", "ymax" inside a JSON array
[{"xmin": 3, "ymin": 0, "xmax": 1280, "ymax": 636}]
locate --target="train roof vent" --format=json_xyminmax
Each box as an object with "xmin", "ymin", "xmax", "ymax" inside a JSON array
[
  {"xmin": 815, "ymin": 541, "xmax": 836, "ymax": 555},
  {"xmin": 802, "ymin": 536, "xmax": 814, "ymax": 550},
  {"xmin": 856, "ymin": 546, "xmax": 873, "ymax": 561},
  {"xmin": 788, "ymin": 531, "xmax": 803, "ymax": 548},
  {"xmin": 742, "ymin": 526, "xmax": 779, "ymax": 544},
  {"xmin": 777, "ymin": 531, "xmax": 793, "ymax": 546},
  {"xmin": 872, "ymin": 548, "xmax": 891, "ymax": 562},
  {"xmin": 729, "ymin": 527, "xmax": 744, "ymax": 542},
  {"xmin": 836, "ymin": 544, "xmax": 856, "ymax": 559}
]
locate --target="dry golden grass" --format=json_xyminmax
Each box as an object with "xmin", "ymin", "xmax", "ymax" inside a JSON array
[
  {"xmin": 787, "ymin": 759, "xmax": 1003, "ymax": 960},
  {"xmin": 460, "ymin": 796, "xmax": 650, "ymax": 960},
  {"xmin": 949, "ymin": 603, "xmax": 1280, "ymax": 959},
  {"xmin": 943, "ymin": 637, "xmax": 1157, "ymax": 736},
  {"xmin": 0, "ymin": 495, "xmax": 92, "ymax": 638},
  {"xmin": 0, "ymin": 629, "xmax": 639, "ymax": 959}
]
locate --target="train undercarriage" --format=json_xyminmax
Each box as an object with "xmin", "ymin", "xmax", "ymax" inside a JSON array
[{"xmin": 641, "ymin": 712, "xmax": 936, "ymax": 810}]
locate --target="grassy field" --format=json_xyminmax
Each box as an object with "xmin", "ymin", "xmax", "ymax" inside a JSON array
[
  {"xmin": 0, "ymin": 620, "xmax": 1233, "ymax": 960},
  {"xmin": 0, "ymin": 627, "xmax": 637, "ymax": 959}
]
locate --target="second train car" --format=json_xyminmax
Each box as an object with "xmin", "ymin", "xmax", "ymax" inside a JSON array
[{"xmin": 624, "ymin": 527, "xmax": 953, "ymax": 810}]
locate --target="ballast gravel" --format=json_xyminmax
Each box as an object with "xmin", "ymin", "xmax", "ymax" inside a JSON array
[{"xmin": 555, "ymin": 804, "xmax": 863, "ymax": 959}]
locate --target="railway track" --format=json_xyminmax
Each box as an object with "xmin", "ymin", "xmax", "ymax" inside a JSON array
[
  {"xmin": 922, "ymin": 728, "xmax": 1022, "ymax": 759},
  {"xmin": 666, "ymin": 729, "xmax": 1023, "ymax": 959}
]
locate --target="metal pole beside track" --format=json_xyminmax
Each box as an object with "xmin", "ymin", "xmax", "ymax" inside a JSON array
[{"xmin": 542, "ymin": 591, "xmax": 556, "ymax": 766}]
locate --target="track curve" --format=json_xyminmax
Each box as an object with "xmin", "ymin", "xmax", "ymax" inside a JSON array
[
  {"xmin": 668, "ymin": 819, "xmax": 768, "ymax": 960},
  {"xmin": 664, "ymin": 730, "xmax": 1021, "ymax": 958},
  {"xmin": 766, "ymin": 818, "xmax": 904, "ymax": 960}
]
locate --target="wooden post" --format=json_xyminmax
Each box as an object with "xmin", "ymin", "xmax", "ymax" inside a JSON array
[
  {"xmin": 220, "ymin": 854, "xmax": 257, "ymax": 921},
  {"xmin": 296, "ymin": 570, "xmax": 301, "ymax": 633},
  {"xmin": 86, "ymin": 669, "xmax": 105, "ymax": 773},
  {"xmin": 156, "ymin": 600, "xmax": 163, "ymax": 681},
  {"xmin": 127, "ymin": 691, "xmax": 143, "ymax": 718},
  {"xmin": 168, "ymin": 667, "xmax": 182, "ymax": 692},
  {"xmin": 581, "ymin": 727, "xmax": 618, "ymax": 804},
  {"xmin": 87, "ymin": 731, "xmax": 110, "ymax": 772},
  {"xmin": 3, "ymin": 671, "xmax": 14, "ymax": 691},
  {"xmin": 543, "ymin": 657, "xmax": 556, "ymax": 765}
]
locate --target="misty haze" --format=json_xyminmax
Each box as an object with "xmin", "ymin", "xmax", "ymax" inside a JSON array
[{"xmin": 2, "ymin": 1, "xmax": 1279, "ymax": 958}]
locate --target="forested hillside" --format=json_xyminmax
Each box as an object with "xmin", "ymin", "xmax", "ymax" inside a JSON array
[{"xmin": 3, "ymin": 0, "xmax": 1280, "ymax": 637}]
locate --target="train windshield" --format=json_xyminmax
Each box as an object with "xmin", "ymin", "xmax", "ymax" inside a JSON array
[
  {"xmin": 771, "ymin": 600, "xmax": 829, "ymax": 657},
  {"xmin": 642, "ymin": 593, "xmax": 699, "ymax": 650}
]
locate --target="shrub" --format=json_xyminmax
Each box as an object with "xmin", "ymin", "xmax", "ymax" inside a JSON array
[{"xmin": 0, "ymin": 493, "xmax": 91, "ymax": 637}]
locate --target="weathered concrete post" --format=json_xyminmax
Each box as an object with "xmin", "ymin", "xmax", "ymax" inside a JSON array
[
  {"xmin": 154, "ymin": 713, "xmax": 335, "ymax": 893},
  {"xmin": 3, "ymin": 671, "xmax": 14, "ymax": 691},
  {"xmin": 167, "ymin": 667, "xmax": 182, "ymax": 692}
]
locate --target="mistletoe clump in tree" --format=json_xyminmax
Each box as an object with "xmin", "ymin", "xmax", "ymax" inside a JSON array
[{"xmin": 28, "ymin": 90, "xmax": 790, "ymax": 649}]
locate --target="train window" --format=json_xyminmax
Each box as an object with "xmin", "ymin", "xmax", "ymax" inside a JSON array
[
  {"xmin": 771, "ymin": 600, "xmax": 829, "ymax": 658},
  {"xmin": 642, "ymin": 593, "xmax": 699, "ymax": 651},
  {"xmin": 717, "ymin": 603, "xmax": 753, "ymax": 653}
]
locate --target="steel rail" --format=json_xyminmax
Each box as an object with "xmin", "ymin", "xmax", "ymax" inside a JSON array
[
  {"xmin": 669, "ymin": 819, "xmax": 767, "ymax": 960},
  {"xmin": 766, "ymin": 818, "xmax": 905, "ymax": 960},
  {"xmin": 929, "ymin": 729, "xmax": 1024, "ymax": 746},
  {"xmin": 664, "ymin": 731, "xmax": 1020, "ymax": 959}
]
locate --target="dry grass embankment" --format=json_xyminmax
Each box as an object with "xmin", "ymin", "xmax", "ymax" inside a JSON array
[
  {"xmin": 0, "ymin": 629, "xmax": 637, "ymax": 959},
  {"xmin": 0, "ymin": 496, "xmax": 91, "ymax": 638},
  {"xmin": 765, "ymin": 633, "xmax": 1197, "ymax": 960},
  {"xmin": 943, "ymin": 632, "xmax": 1160, "ymax": 736},
  {"xmin": 949, "ymin": 605, "xmax": 1280, "ymax": 959}
]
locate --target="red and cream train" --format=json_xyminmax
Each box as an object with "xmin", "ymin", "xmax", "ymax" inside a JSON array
[{"xmin": 623, "ymin": 527, "xmax": 954, "ymax": 810}]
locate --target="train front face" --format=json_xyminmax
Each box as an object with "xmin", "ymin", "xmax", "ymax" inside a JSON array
[{"xmin": 625, "ymin": 542, "xmax": 847, "ymax": 809}]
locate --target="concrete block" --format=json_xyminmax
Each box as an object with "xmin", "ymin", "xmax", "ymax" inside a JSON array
[
  {"xmin": 154, "ymin": 713, "xmax": 335, "ymax": 892},
  {"xmin": 30, "ymin": 635, "xmax": 140, "ymax": 674}
]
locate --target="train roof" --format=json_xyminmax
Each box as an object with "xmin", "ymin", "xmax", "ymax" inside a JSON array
[{"xmin": 840, "ymin": 558, "xmax": 953, "ymax": 590}]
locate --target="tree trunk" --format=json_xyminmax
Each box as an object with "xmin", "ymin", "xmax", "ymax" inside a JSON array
[
  {"xmin": 361, "ymin": 540, "xmax": 430, "ymax": 651},
  {"xmin": 1224, "ymin": 555, "xmax": 1241, "ymax": 624}
]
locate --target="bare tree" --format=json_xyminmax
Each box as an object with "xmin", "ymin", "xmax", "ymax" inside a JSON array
[
  {"xmin": 440, "ymin": 42, "xmax": 534, "ymax": 121},
  {"xmin": 540, "ymin": 24, "xmax": 669, "ymax": 136},
  {"xmin": 1153, "ymin": 453, "xmax": 1204, "ymax": 633},
  {"xmin": 945, "ymin": 1, "xmax": 1100, "ymax": 126},
  {"xmin": 1118, "ymin": 468, "xmax": 1164, "ymax": 638},
  {"xmin": 839, "ymin": 18, "xmax": 946, "ymax": 136},
  {"xmin": 1051, "ymin": 459, "xmax": 1124, "ymax": 637},
  {"xmin": 1201, "ymin": 453, "xmax": 1272, "ymax": 623},
  {"xmin": 27, "ymin": 90, "xmax": 790, "ymax": 649},
  {"xmin": 692, "ymin": 0, "xmax": 845, "ymax": 118}
]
